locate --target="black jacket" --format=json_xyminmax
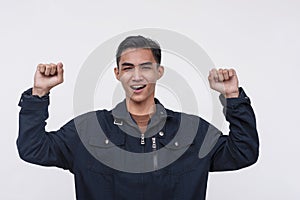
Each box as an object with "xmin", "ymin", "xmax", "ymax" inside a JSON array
[{"xmin": 17, "ymin": 88, "xmax": 259, "ymax": 200}]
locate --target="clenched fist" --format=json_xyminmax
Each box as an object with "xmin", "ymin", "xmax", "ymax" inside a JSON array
[
  {"xmin": 32, "ymin": 62, "xmax": 64, "ymax": 97},
  {"xmin": 208, "ymin": 68, "xmax": 239, "ymax": 98}
]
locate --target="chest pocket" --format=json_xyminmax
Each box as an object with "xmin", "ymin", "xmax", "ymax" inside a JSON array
[
  {"xmin": 87, "ymin": 135, "xmax": 125, "ymax": 173},
  {"xmin": 157, "ymin": 134, "xmax": 211, "ymax": 200},
  {"xmin": 158, "ymin": 137, "xmax": 199, "ymax": 175},
  {"xmin": 86, "ymin": 136, "xmax": 124, "ymax": 200}
]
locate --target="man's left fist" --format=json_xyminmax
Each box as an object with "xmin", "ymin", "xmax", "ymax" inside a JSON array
[{"xmin": 208, "ymin": 68, "xmax": 239, "ymax": 98}]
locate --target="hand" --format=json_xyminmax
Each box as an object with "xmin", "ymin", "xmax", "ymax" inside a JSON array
[
  {"xmin": 32, "ymin": 62, "xmax": 64, "ymax": 97},
  {"xmin": 208, "ymin": 68, "xmax": 239, "ymax": 98}
]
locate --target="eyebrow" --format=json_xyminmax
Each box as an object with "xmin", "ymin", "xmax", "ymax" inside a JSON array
[
  {"xmin": 121, "ymin": 62, "xmax": 134, "ymax": 67},
  {"xmin": 139, "ymin": 62, "xmax": 153, "ymax": 67},
  {"xmin": 120, "ymin": 62, "xmax": 154, "ymax": 67}
]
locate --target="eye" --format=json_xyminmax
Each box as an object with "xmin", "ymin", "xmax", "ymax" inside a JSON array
[
  {"xmin": 141, "ymin": 64, "xmax": 153, "ymax": 70},
  {"xmin": 122, "ymin": 66, "xmax": 133, "ymax": 71}
]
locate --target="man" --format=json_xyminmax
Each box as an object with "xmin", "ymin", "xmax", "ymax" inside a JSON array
[{"xmin": 17, "ymin": 35, "xmax": 259, "ymax": 199}]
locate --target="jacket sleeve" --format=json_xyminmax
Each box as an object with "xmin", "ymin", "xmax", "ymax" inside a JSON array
[
  {"xmin": 16, "ymin": 88, "xmax": 76, "ymax": 171},
  {"xmin": 209, "ymin": 88, "xmax": 259, "ymax": 171}
]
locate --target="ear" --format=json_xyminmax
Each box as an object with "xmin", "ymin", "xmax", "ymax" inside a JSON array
[
  {"xmin": 157, "ymin": 65, "xmax": 164, "ymax": 80},
  {"xmin": 114, "ymin": 67, "xmax": 120, "ymax": 81}
]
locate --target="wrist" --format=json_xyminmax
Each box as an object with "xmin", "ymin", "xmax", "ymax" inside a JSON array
[
  {"xmin": 32, "ymin": 87, "xmax": 50, "ymax": 97},
  {"xmin": 224, "ymin": 90, "xmax": 239, "ymax": 98}
]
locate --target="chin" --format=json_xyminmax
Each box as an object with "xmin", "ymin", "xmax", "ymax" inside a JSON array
[
  {"xmin": 126, "ymin": 92, "xmax": 154, "ymax": 104},
  {"xmin": 129, "ymin": 96, "xmax": 147, "ymax": 104}
]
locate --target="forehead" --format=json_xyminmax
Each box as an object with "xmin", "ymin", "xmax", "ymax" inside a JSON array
[{"xmin": 119, "ymin": 48, "xmax": 155, "ymax": 64}]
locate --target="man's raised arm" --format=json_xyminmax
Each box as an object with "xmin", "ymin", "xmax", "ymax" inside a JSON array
[
  {"xmin": 207, "ymin": 68, "xmax": 259, "ymax": 171},
  {"xmin": 17, "ymin": 62, "xmax": 75, "ymax": 170}
]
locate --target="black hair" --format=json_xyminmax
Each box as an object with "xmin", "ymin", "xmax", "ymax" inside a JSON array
[{"xmin": 116, "ymin": 35, "xmax": 161, "ymax": 67}]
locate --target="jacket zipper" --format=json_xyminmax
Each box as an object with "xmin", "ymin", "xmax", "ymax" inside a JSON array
[{"xmin": 152, "ymin": 137, "xmax": 158, "ymax": 170}]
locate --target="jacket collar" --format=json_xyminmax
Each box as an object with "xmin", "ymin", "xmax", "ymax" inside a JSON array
[
  {"xmin": 111, "ymin": 98, "xmax": 177, "ymax": 138},
  {"xmin": 111, "ymin": 98, "xmax": 173, "ymax": 123}
]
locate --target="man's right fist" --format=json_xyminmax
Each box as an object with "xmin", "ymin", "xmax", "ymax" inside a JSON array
[{"xmin": 32, "ymin": 62, "xmax": 64, "ymax": 97}]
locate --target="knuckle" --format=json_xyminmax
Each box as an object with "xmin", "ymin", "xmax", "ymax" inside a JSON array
[
  {"xmin": 45, "ymin": 64, "xmax": 51, "ymax": 69},
  {"xmin": 38, "ymin": 64, "xmax": 45, "ymax": 69}
]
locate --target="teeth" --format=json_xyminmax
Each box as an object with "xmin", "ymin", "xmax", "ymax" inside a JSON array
[
  {"xmin": 131, "ymin": 85, "xmax": 146, "ymax": 90},
  {"xmin": 132, "ymin": 85, "xmax": 143, "ymax": 89}
]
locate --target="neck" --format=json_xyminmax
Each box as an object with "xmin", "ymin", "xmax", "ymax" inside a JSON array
[{"xmin": 126, "ymin": 97, "xmax": 156, "ymax": 116}]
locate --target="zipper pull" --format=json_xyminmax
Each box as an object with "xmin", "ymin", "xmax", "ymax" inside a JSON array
[
  {"xmin": 152, "ymin": 137, "xmax": 156, "ymax": 150},
  {"xmin": 141, "ymin": 133, "xmax": 145, "ymax": 145}
]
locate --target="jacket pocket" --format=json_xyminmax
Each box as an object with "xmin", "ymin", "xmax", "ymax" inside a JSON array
[{"xmin": 158, "ymin": 135, "xmax": 198, "ymax": 175}]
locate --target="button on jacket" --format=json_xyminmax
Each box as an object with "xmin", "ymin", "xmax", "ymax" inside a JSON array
[{"xmin": 17, "ymin": 88, "xmax": 259, "ymax": 200}]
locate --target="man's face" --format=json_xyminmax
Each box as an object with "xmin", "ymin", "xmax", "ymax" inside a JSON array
[{"xmin": 114, "ymin": 48, "xmax": 164, "ymax": 104}]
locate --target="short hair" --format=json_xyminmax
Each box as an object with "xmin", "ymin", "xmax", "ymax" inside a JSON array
[{"xmin": 116, "ymin": 35, "xmax": 161, "ymax": 67}]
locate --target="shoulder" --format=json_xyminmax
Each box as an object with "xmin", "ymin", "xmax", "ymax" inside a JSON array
[
  {"xmin": 165, "ymin": 108, "xmax": 210, "ymax": 128},
  {"xmin": 166, "ymin": 108, "xmax": 221, "ymax": 139},
  {"xmin": 73, "ymin": 109, "xmax": 109, "ymax": 122}
]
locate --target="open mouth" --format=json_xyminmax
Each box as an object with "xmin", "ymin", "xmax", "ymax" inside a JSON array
[{"xmin": 130, "ymin": 85, "xmax": 146, "ymax": 91}]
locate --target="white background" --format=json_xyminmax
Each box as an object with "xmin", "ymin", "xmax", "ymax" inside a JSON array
[{"xmin": 1, "ymin": 0, "xmax": 300, "ymax": 199}]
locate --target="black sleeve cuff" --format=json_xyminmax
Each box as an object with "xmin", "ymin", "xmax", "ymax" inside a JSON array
[
  {"xmin": 18, "ymin": 88, "xmax": 50, "ymax": 110},
  {"xmin": 219, "ymin": 87, "xmax": 251, "ymax": 109}
]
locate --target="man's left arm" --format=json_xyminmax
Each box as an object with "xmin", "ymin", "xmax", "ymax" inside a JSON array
[{"xmin": 208, "ymin": 68, "xmax": 259, "ymax": 171}]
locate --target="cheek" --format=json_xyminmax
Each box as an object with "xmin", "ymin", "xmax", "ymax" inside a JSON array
[
  {"xmin": 119, "ymin": 74, "xmax": 131, "ymax": 83},
  {"xmin": 144, "ymin": 73, "xmax": 159, "ymax": 83}
]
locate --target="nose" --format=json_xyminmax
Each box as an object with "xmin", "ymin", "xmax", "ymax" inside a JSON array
[{"xmin": 132, "ymin": 67, "xmax": 143, "ymax": 81}]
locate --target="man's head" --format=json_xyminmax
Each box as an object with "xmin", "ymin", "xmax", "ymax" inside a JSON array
[
  {"xmin": 116, "ymin": 35, "xmax": 161, "ymax": 68},
  {"xmin": 114, "ymin": 36, "xmax": 164, "ymax": 106}
]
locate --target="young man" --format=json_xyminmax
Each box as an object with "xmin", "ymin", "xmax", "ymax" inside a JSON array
[{"xmin": 17, "ymin": 36, "xmax": 259, "ymax": 199}]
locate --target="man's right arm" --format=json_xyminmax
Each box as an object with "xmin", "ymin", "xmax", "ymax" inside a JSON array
[{"xmin": 17, "ymin": 63, "xmax": 75, "ymax": 170}]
